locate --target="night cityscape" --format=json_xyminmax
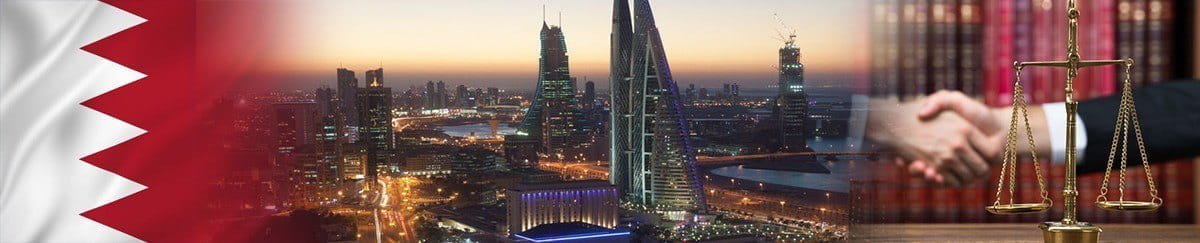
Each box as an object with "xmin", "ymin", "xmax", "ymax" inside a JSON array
[{"xmin": 222, "ymin": 1, "xmax": 862, "ymax": 242}]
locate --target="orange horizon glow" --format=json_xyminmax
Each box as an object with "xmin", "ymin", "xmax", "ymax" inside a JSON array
[{"xmin": 266, "ymin": 0, "xmax": 870, "ymax": 89}]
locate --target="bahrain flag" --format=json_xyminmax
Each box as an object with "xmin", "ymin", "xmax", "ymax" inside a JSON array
[{"xmin": 2, "ymin": 0, "xmax": 289, "ymax": 242}]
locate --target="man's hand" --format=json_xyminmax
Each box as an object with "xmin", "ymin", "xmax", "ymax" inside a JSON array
[
  {"xmin": 913, "ymin": 91, "xmax": 1007, "ymax": 181},
  {"xmin": 867, "ymin": 98, "xmax": 1002, "ymax": 187},
  {"xmin": 918, "ymin": 91, "xmax": 1005, "ymax": 135}
]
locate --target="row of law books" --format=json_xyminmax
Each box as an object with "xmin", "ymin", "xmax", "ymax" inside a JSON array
[{"xmin": 871, "ymin": 0, "xmax": 1183, "ymax": 103}]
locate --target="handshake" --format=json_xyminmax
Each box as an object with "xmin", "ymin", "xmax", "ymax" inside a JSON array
[{"xmin": 866, "ymin": 91, "xmax": 1051, "ymax": 187}]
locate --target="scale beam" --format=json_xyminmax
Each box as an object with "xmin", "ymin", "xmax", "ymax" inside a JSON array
[{"xmin": 1015, "ymin": 59, "xmax": 1131, "ymax": 69}]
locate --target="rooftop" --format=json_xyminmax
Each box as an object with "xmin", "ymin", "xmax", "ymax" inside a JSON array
[
  {"xmin": 510, "ymin": 180, "xmax": 614, "ymax": 193},
  {"xmin": 513, "ymin": 222, "xmax": 629, "ymax": 243}
]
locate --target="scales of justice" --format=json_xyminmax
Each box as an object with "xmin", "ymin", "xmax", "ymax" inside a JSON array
[{"xmin": 982, "ymin": 0, "xmax": 1161, "ymax": 242}]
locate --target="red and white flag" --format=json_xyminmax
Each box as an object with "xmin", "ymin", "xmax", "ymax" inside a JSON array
[
  {"xmin": 2, "ymin": 1, "xmax": 146, "ymax": 241},
  {"xmin": 3, "ymin": 1, "xmax": 281, "ymax": 242}
]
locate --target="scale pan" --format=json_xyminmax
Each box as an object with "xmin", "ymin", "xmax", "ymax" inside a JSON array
[
  {"xmin": 986, "ymin": 203, "xmax": 1050, "ymax": 214},
  {"xmin": 1096, "ymin": 201, "xmax": 1160, "ymax": 211}
]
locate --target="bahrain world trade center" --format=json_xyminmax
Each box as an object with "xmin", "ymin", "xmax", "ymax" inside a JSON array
[{"xmin": 609, "ymin": 0, "xmax": 705, "ymax": 215}]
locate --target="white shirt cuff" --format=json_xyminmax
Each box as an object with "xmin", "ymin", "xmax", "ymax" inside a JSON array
[{"xmin": 1042, "ymin": 102, "xmax": 1087, "ymax": 164}]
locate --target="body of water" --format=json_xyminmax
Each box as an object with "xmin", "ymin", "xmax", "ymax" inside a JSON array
[
  {"xmin": 439, "ymin": 123, "xmax": 517, "ymax": 139},
  {"xmin": 709, "ymin": 161, "xmax": 850, "ymax": 193},
  {"xmin": 708, "ymin": 138, "xmax": 856, "ymax": 193}
]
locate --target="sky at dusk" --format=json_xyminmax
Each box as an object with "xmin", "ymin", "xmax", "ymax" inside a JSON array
[{"xmin": 265, "ymin": 0, "xmax": 870, "ymax": 91}]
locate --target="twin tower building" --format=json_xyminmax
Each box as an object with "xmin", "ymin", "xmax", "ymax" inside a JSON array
[
  {"xmin": 511, "ymin": 0, "xmax": 706, "ymax": 215},
  {"xmin": 607, "ymin": 0, "xmax": 706, "ymax": 213}
]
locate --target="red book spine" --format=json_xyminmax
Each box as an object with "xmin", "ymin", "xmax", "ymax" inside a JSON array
[
  {"xmin": 983, "ymin": 0, "xmax": 1015, "ymax": 106},
  {"xmin": 878, "ymin": 162, "xmax": 903, "ymax": 223},
  {"xmin": 1030, "ymin": 0, "xmax": 1052, "ymax": 104},
  {"xmin": 960, "ymin": 183, "xmax": 986, "ymax": 223},
  {"xmin": 930, "ymin": 187, "xmax": 953, "ymax": 222},
  {"xmin": 905, "ymin": 174, "xmax": 930, "ymax": 222},
  {"xmin": 1145, "ymin": 0, "xmax": 1170, "ymax": 85}
]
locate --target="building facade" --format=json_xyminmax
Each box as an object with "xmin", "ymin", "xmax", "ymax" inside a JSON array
[
  {"xmin": 270, "ymin": 102, "xmax": 321, "ymax": 203},
  {"xmin": 314, "ymin": 87, "xmax": 343, "ymax": 184},
  {"xmin": 609, "ymin": 0, "xmax": 705, "ymax": 212},
  {"xmin": 505, "ymin": 180, "xmax": 619, "ymax": 235},
  {"xmin": 336, "ymin": 68, "xmax": 359, "ymax": 132},
  {"xmin": 515, "ymin": 21, "xmax": 591, "ymax": 162},
  {"xmin": 504, "ymin": 134, "xmax": 541, "ymax": 168},
  {"xmin": 776, "ymin": 36, "xmax": 809, "ymax": 152},
  {"xmin": 402, "ymin": 146, "xmax": 453, "ymax": 177},
  {"xmin": 357, "ymin": 78, "xmax": 393, "ymax": 179},
  {"xmin": 450, "ymin": 147, "xmax": 501, "ymax": 175}
]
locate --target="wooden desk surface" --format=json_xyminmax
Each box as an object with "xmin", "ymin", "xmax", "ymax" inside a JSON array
[{"xmin": 852, "ymin": 224, "xmax": 1200, "ymax": 242}]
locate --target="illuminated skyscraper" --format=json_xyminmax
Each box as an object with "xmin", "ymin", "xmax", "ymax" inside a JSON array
[
  {"xmin": 336, "ymin": 68, "xmax": 359, "ymax": 129},
  {"xmin": 271, "ymin": 102, "xmax": 319, "ymax": 200},
  {"xmin": 609, "ymin": 0, "xmax": 704, "ymax": 212},
  {"xmin": 364, "ymin": 68, "xmax": 382, "ymax": 86},
  {"xmin": 357, "ymin": 77, "xmax": 393, "ymax": 179},
  {"xmin": 515, "ymin": 21, "xmax": 590, "ymax": 161},
  {"xmin": 776, "ymin": 36, "xmax": 808, "ymax": 152},
  {"xmin": 314, "ymin": 86, "xmax": 342, "ymax": 183}
]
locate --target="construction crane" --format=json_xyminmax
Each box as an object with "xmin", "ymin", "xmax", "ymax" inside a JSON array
[
  {"xmin": 772, "ymin": 13, "xmax": 797, "ymax": 45},
  {"xmin": 769, "ymin": 13, "xmax": 799, "ymax": 73}
]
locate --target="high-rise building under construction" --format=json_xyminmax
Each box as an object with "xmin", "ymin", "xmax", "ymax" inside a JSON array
[{"xmin": 776, "ymin": 35, "xmax": 808, "ymax": 152}]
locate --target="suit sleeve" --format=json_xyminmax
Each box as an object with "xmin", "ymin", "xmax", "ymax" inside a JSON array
[{"xmin": 1076, "ymin": 80, "xmax": 1200, "ymax": 174}]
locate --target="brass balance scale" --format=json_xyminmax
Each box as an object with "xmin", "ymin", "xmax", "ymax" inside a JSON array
[{"xmin": 982, "ymin": 0, "xmax": 1162, "ymax": 242}]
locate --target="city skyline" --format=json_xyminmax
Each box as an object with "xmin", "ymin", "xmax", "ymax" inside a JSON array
[{"xmin": 266, "ymin": 0, "xmax": 869, "ymax": 90}]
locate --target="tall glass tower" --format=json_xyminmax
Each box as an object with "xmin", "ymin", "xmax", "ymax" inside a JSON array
[
  {"xmin": 776, "ymin": 36, "xmax": 808, "ymax": 152},
  {"xmin": 336, "ymin": 68, "xmax": 359, "ymax": 143},
  {"xmin": 358, "ymin": 78, "xmax": 393, "ymax": 179},
  {"xmin": 516, "ymin": 22, "xmax": 589, "ymax": 161},
  {"xmin": 609, "ymin": 0, "xmax": 704, "ymax": 213}
]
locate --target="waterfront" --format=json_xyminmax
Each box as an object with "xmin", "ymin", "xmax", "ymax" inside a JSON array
[
  {"xmin": 438, "ymin": 123, "xmax": 517, "ymax": 139},
  {"xmin": 709, "ymin": 137, "xmax": 857, "ymax": 193},
  {"xmin": 710, "ymin": 161, "xmax": 850, "ymax": 193}
]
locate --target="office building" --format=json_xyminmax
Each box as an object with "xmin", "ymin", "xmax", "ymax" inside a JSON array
[
  {"xmin": 425, "ymin": 81, "xmax": 440, "ymax": 109},
  {"xmin": 450, "ymin": 147, "xmax": 501, "ymax": 175},
  {"xmin": 583, "ymin": 80, "xmax": 597, "ymax": 109},
  {"xmin": 336, "ymin": 68, "xmax": 359, "ymax": 129},
  {"xmin": 609, "ymin": 0, "xmax": 705, "ymax": 212},
  {"xmin": 505, "ymin": 180, "xmax": 619, "ymax": 235},
  {"xmin": 357, "ymin": 78, "xmax": 393, "ymax": 179},
  {"xmin": 437, "ymin": 81, "xmax": 449, "ymax": 109},
  {"xmin": 776, "ymin": 35, "xmax": 809, "ymax": 152},
  {"xmin": 514, "ymin": 20, "xmax": 591, "ymax": 161}
]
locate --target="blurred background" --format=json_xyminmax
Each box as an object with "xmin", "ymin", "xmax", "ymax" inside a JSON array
[{"xmin": 853, "ymin": 0, "xmax": 1197, "ymax": 225}]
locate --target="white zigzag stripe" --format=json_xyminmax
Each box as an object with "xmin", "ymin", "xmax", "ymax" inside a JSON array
[{"xmin": 1, "ymin": 1, "xmax": 148, "ymax": 242}]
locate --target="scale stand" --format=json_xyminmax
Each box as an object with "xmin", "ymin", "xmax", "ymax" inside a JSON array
[{"xmin": 983, "ymin": 1, "xmax": 1162, "ymax": 243}]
